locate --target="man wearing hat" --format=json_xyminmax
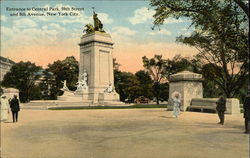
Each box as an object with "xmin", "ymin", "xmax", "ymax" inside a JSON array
[
  {"xmin": 216, "ymin": 95, "xmax": 226, "ymax": 125},
  {"xmin": 10, "ymin": 95, "xmax": 20, "ymax": 123}
]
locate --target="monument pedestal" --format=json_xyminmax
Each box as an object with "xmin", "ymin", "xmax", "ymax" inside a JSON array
[
  {"xmin": 98, "ymin": 92, "xmax": 120, "ymax": 104},
  {"xmin": 57, "ymin": 31, "xmax": 122, "ymax": 106},
  {"xmin": 78, "ymin": 31, "xmax": 122, "ymax": 105},
  {"xmin": 169, "ymin": 71, "xmax": 203, "ymax": 111}
]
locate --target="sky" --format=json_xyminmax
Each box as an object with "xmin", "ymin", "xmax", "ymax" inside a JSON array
[{"xmin": 1, "ymin": 0, "xmax": 198, "ymax": 73}]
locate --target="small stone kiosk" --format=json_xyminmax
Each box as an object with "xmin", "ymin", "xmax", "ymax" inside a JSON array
[
  {"xmin": 169, "ymin": 71, "xmax": 203, "ymax": 111},
  {"xmin": 58, "ymin": 10, "xmax": 120, "ymax": 105},
  {"xmin": 2, "ymin": 88, "xmax": 19, "ymax": 100}
]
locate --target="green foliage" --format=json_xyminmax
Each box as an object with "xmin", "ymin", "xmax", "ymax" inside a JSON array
[
  {"xmin": 135, "ymin": 70, "xmax": 154, "ymax": 99},
  {"xmin": 165, "ymin": 55, "xmax": 202, "ymax": 76},
  {"xmin": 114, "ymin": 70, "xmax": 142, "ymax": 102},
  {"xmin": 142, "ymin": 55, "xmax": 168, "ymax": 104},
  {"xmin": 113, "ymin": 58, "xmax": 121, "ymax": 71},
  {"xmin": 158, "ymin": 83, "xmax": 169, "ymax": 102},
  {"xmin": 150, "ymin": 0, "xmax": 249, "ymax": 97},
  {"xmin": 2, "ymin": 61, "xmax": 42, "ymax": 102},
  {"xmin": 0, "ymin": 86, "xmax": 3, "ymax": 96},
  {"xmin": 29, "ymin": 85, "xmax": 42, "ymax": 100},
  {"xmin": 47, "ymin": 56, "xmax": 79, "ymax": 95},
  {"xmin": 142, "ymin": 55, "xmax": 167, "ymax": 82},
  {"xmin": 38, "ymin": 70, "xmax": 57, "ymax": 100}
]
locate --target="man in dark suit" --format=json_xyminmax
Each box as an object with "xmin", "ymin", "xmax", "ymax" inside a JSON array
[
  {"xmin": 243, "ymin": 93, "xmax": 250, "ymax": 134},
  {"xmin": 216, "ymin": 95, "xmax": 226, "ymax": 125},
  {"xmin": 10, "ymin": 95, "xmax": 20, "ymax": 123}
]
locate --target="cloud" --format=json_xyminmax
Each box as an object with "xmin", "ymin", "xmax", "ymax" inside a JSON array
[
  {"xmin": 178, "ymin": 27, "xmax": 195, "ymax": 36},
  {"xmin": 148, "ymin": 28, "xmax": 172, "ymax": 36},
  {"xmin": 42, "ymin": 23, "xmax": 66, "ymax": 32},
  {"xmin": 1, "ymin": 26, "xmax": 14, "ymax": 40},
  {"xmin": 2, "ymin": 23, "xmax": 71, "ymax": 48},
  {"xmin": 183, "ymin": 31, "xmax": 191, "ymax": 36},
  {"xmin": 164, "ymin": 17, "xmax": 185, "ymax": 24},
  {"xmin": 97, "ymin": 13, "xmax": 113, "ymax": 24},
  {"xmin": 1, "ymin": 25, "xmax": 79, "ymax": 67},
  {"xmin": 112, "ymin": 26, "xmax": 136, "ymax": 36},
  {"xmin": 13, "ymin": 18, "xmax": 37, "ymax": 28},
  {"xmin": 128, "ymin": 7, "xmax": 155, "ymax": 25}
]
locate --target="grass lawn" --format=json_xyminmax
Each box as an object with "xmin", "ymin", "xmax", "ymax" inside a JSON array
[{"xmin": 48, "ymin": 104, "xmax": 167, "ymax": 110}]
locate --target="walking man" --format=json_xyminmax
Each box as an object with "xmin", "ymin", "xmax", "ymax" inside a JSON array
[
  {"xmin": 10, "ymin": 95, "xmax": 20, "ymax": 123},
  {"xmin": 216, "ymin": 95, "xmax": 226, "ymax": 125}
]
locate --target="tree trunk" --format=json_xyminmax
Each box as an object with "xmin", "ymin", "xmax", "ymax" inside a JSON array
[{"xmin": 156, "ymin": 95, "xmax": 160, "ymax": 104}]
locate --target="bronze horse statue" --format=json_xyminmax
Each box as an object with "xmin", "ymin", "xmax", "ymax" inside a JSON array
[{"xmin": 83, "ymin": 24, "xmax": 94, "ymax": 34}]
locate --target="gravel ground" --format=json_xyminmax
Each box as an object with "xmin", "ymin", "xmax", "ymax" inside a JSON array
[{"xmin": 0, "ymin": 109, "xmax": 249, "ymax": 158}]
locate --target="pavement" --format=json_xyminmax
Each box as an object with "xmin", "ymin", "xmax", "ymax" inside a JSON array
[{"xmin": 0, "ymin": 109, "xmax": 249, "ymax": 158}]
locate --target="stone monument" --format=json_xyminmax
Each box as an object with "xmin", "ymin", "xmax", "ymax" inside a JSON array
[
  {"xmin": 169, "ymin": 71, "xmax": 203, "ymax": 111},
  {"xmin": 58, "ymin": 10, "xmax": 120, "ymax": 105}
]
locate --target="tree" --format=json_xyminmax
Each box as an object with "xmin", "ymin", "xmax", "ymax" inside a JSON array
[
  {"xmin": 113, "ymin": 58, "xmax": 121, "ymax": 71},
  {"xmin": 150, "ymin": 0, "xmax": 249, "ymax": 97},
  {"xmin": 201, "ymin": 63, "xmax": 224, "ymax": 97},
  {"xmin": 0, "ymin": 86, "xmax": 3, "ymax": 96},
  {"xmin": 2, "ymin": 61, "xmax": 41, "ymax": 102},
  {"xmin": 47, "ymin": 56, "xmax": 79, "ymax": 95},
  {"xmin": 135, "ymin": 70, "xmax": 154, "ymax": 99},
  {"xmin": 165, "ymin": 55, "xmax": 202, "ymax": 76},
  {"xmin": 38, "ymin": 70, "xmax": 57, "ymax": 100},
  {"xmin": 233, "ymin": 0, "xmax": 249, "ymax": 17},
  {"xmin": 142, "ymin": 55, "xmax": 167, "ymax": 104},
  {"xmin": 158, "ymin": 83, "xmax": 169, "ymax": 102},
  {"xmin": 114, "ymin": 71, "xmax": 142, "ymax": 102}
]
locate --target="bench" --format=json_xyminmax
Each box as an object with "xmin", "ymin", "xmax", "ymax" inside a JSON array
[
  {"xmin": 188, "ymin": 98, "xmax": 218, "ymax": 113},
  {"xmin": 188, "ymin": 98, "xmax": 241, "ymax": 114}
]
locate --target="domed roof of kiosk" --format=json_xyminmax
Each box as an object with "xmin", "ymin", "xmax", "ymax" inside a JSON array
[
  {"xmin": 3, "ymin": 88, "xmax": 19, "ymax": 93},
  {"xmin": 169, "ymin": 71, "xmax": 203, "ymax": 82}
]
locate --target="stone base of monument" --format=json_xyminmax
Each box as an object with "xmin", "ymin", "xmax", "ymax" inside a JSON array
[
  {"xmin": 22, "ymin": 90, "xmax": 124, "ymax": 109},
  {"xmin": 98, "ymin": 92, "xmax": 122, "ymax": 105},
  {"xmin": 57, "ymin": 91, "xmax": 90, "ymax": 102}
]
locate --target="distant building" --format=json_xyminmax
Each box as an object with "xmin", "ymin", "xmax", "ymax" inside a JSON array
[{"xmin": 0, "ymin": 56, "xmax": 15, "ymax": 81}]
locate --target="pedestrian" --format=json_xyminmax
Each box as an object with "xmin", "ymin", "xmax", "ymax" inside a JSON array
[
  {"xmin": 0, "ymin": 95, "xmax": 10, "ymax": 122},
  {"xmin": 172, "ymin": 94, "xmax": 181, "ymax": 118},
  {"xmin": 243, "ymin": 93, "xmax": 250, "ymax": 134},
  {"xmin": 216, "ymin": 95, "xmax": 226, "ymax": 125},
  {"xmin": 10, "ymin": 95, "xmax": 20, "ymax": 123}
]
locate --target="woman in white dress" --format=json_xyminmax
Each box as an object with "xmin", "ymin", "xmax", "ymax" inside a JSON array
[
  {"xmin": 172, "ymin": 94, "xmax": 181, "ymax": 118},
  {"xmin": 0, "ymin": 95, "xmax": 10, "ymax": 122}
]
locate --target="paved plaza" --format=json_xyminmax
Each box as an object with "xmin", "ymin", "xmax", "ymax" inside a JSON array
[{"xmin": 0, "ymin": 109, "xmax": 249, "ymax": 158}]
